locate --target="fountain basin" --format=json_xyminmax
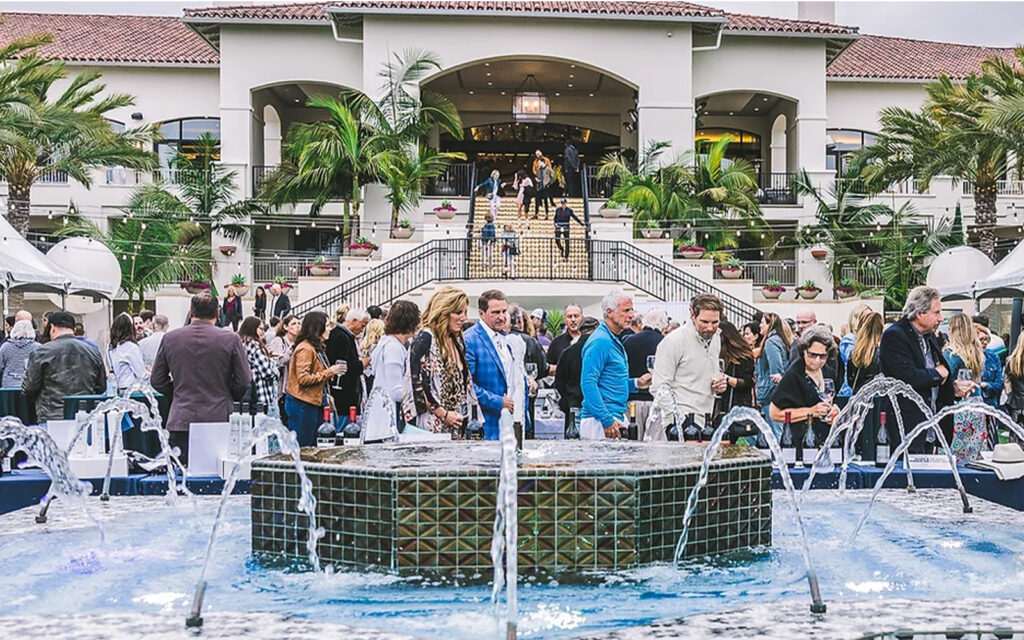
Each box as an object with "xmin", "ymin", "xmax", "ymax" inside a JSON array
[{"xmin": 251, "ymin": 441, "xmax": 772, "ymax": 575}]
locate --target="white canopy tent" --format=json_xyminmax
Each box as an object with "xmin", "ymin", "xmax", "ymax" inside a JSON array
[
  {"xmin": 0, "ymin": 214, "xmax": 116, "ymax": 313},
  {"xmin": 939, "ymin": 241, "xmax": 1024, "ymax": 301}
]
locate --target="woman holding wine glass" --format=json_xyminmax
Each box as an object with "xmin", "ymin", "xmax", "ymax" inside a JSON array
[
  {"xmin": 713, "ymin": 321, "xmax": 756, "ymax": 436},
  {"xmin": 769, "ymin": 325, "xmax": 839, "ymax": 450},
  {"xmin": 942, "ymin": 314, "xmax": 987, "ymax": 460}
]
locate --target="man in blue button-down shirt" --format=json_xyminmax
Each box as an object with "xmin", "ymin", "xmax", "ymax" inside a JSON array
[{"xmin": 580, "ymin": 289, "xmax": 651, "ymax": 439}]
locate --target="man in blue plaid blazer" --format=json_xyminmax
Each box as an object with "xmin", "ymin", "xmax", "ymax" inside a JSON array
[{"xmin": 465, "ymin": 290, "xmax": 518, "ymax": 440}]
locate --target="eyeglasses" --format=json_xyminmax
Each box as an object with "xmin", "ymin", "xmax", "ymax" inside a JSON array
[{"xmin": 806, "ymin": 351, "xmax": 829, "ymax": 360}]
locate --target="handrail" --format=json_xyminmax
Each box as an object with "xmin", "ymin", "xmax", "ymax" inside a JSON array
[
  {"xmin": 581, "ymin": 163, "xmax": 593, "ymax": 280},
  {"xmin": 291, "ymin": 238, "xmax": 757, "ymax": 325},
  {"xmin": 465, "ymin": 163, "xmax": 478, "ymax": 238}
]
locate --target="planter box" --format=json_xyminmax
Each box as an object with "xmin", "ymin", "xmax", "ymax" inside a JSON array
[
  {"xmin": 639, "ymin": 228, "xmax": 664, "ymax": 239},
  {"xmin": 599, "ymin": 206, "xmax": 623, "ymax": 219},
  {"xmin": 719, "ymin": 267, "xmax": 743, "ymax": 280},
  {"xmin": 678, "ymin": 248, "xmax": 706, "ymax": 260},
  {"xmin": 349, "ymin": 248, "xmax": 374, "ymax": 258},
  {"xmin": 835, "ymin": 288, "xmax": 856, "ymax": 299},
  {"xmin": 811, "ymin": 249, "xmax": 828, "ymax": 260},
  {"xmin": 761, "ymin": 288, "xmax": 784, "ymax": 300},
  {"xmin": 434, "ymin": 208, "xmax": 456, "ymax": 220},
  {"xmin": 391, "ymin": 226, "xmax": 414, "ymax": 239},
  {"xmin": 797, "ymin": 288, "xmax": 821, "ymax": 300},
  {"xmin": 309, "ymin": 266, "xmax": 334, "ymax": 277},
  {"xmin": 182, "ymin": 283, "xmax": 209, "ymax": 295},
  {"xmin": 218, "ymin": 245, "xmax": 237, "ymax": 257}
]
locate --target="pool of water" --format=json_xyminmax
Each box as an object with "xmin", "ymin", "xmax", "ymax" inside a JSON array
[{"xmin": 2, "ymin": 490, "xmax": 1024, "ymax": 639}]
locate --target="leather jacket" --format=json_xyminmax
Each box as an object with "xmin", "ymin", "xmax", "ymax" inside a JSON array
[{"xmin": 22, "ymin": 334, "xmax": 106, "ymax": 422}]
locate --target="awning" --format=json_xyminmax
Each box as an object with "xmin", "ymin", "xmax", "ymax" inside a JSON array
[
  {"xmin": 940, "ymin": 241, "xmax": 1024, "ymax": 301},
  {"xmin": 0, "ymin": 215, "xmax": 113, "ymax": 299}
]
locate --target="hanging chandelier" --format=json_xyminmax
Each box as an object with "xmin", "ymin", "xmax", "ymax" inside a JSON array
[{"xmin": 512, "ymin": 74, "xmax": 549, "ymax": 123}]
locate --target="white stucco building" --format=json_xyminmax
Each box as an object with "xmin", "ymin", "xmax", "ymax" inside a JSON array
[{"xmin": 0, "ymin": 0, "xmax": 1019, "ymax": 328}]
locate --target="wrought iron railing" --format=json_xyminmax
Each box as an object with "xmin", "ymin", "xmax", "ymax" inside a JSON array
[
  {"xmin": 584, "ymin": 163, "xmax": 618, "ymax": 199},
  {"xmin": 290, "ymin": 238, "xmax": 756, "ymax": 325},
  {"xmin": 252, "ymin": 165, "xmax": 278, "ymax": 195},
  {"xmin": 961, "ymin": 179, "xmax": 1024, "ymax": 196},
  {"xmin": 733, "ymin": 260, "xmax": 798, "ymax": 287},
  {"xmin": 37, "ymin": 168, "xmax": 69, "ymax": 184},
  {"xmin": 840, "ymin": 264, "xmax": 886, "ymax": 289},
  {"xmin": 426, "ymin": 162, "xmax": 474, "ymax": 197},
  {"xmin": 837, "ymin": 177, "xmax": 926, "ymax": 195},
  {"xmin": 153, "ymin": 168, "xmax": 210, "ymax": 185},
  {"xmin": 757, "ymin": 172, "xmax": 798, "ymax": 205}
]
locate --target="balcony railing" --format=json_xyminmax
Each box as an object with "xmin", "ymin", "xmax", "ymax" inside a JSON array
[
  {"xmin": 105, "ymin": 167, "xmax": 144, "ymax": 185},
  {"xmin": 153, "ymin": 168, "xmax": 210, "ymax": 185},
  {"xmin": 840, "ymin": 264, "xmax": 885, "ymax": 289},
  {"xmin": 837, "ymin": 177, "xmax": 927, "ymax": 195},
  {"xmin": 961, "ymin": 180, "xmax": 1024, "ymax": 196},
  {"xmin": 252, "ymin": 165, "xmax": 278, "ymax": 195},
  {"xmin": 253, "ymin": 249, "xmax": 342, "ymax": 283},
  {"xmin": 425, "ymin": 162, "xmax": 473, "ymax": 197},
  {"xmin": 36, "ymin": 168, "xmax": 69, "ymax": 184},
  {"xmin": 584, "ymin": 164, "xmax": 619, "ymax": 199},
  {"xmin": 730, "ymin": 259, "xmax": 797, "ymax": 287},
  {"xmin": 756, "ymin": 172, "xmax": 798, "ymax": 205}
]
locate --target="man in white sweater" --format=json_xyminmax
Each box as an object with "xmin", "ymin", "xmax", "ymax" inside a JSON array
[{"xmin": 651, "ymin": 294, "xmax": 726, "ymax": 437}]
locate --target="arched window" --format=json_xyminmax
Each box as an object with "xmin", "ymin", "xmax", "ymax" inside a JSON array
[
  {"xmin": 155, "ymin": 117, "xmax": 221, "ymax": 167},
  {"xmin": 826, "ymin": 128, "xmax": 877, "ymax": 174},
  {"xmin": 695, "ymin": 128, "xmax": 762, "ymax": 169}
]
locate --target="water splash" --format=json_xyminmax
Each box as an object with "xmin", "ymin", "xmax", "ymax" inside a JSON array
[
  {"xmin": 0, "ymin": 417, "xmax": 102, "ymax": 539},
  {"xmin": 643, "ymin": 383, "xmax": 677, "ymax": 442},
  {"xmin": 117, "ymin": 383, "xmax": 190, "ymax": 500},
  {"xmin": 186, "ymin": 416, "xmax": 324, "ymax": 629},
  {"xmin": 848, "ymin": 399, "xmax": 1024, "ymax": 544},
  {"xmin": 490, "ymin": 412, "xmax": 519, "ymax": 639},
  {"xmin": 672, "ymin": 407, "xmax": 826, "ymax": 614}
]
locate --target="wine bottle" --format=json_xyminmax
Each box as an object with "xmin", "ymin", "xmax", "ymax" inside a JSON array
[
  {"xmin": 627, "ymin": 402, "xmax": 638, "ymax": 440},
  {"xmin": 342, "ymin": 405, "xmax": 361, "ymax": 445},
  {"xmin": 701, "ymin": 412, "xmax": 715, "ymax": 441},
  {"xmin": 682, "ymin": 413, "xmax": 699, "ymax": 441},
  {"xmin": 875, "ymin": 411, "xmax": 890, "ymax": 467},
  {"xmin": 567, "ymin": 407, "xmax": 581, "ymax": 439},
  {"xmin": 513, "ymin": 421, "xmax": 524, "ymax": 451},
  {"xmin": 465, "ymin": 404, "xmax": 484, "ymax": 440},
  {"xmin": 316, "ymin": 407, "xmax": 335, "ymax": 448},
  {"xmin": 793, "ymin": 411, "xmax": 805, "ymax": 468}
]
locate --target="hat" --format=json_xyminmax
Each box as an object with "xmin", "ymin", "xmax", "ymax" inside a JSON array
[
  {"xmin": 48, "ymin": 311, "xmax": 76, "ymax": 329},
  {"xmin": 530, "ymin": 308, "xmax": 545, "ymax": 319},
  {"xmin": 970, "ymin": 443, "xmax": 1024, "ymax": 481},
  {"xmin": 579, "ymin": 316, "xmax": 600, "ymax": 334}
]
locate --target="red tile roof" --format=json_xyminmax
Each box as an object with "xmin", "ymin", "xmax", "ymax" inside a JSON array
[
  {"xmin": 828, "ymin": 34, "xmax": 1018, "ymax": 80},
  {"xmin": 184, "ymin": 1, "xmax": 725, "ymax": 22},
  {"xmin": 725, "ymin": 12, "xmax": 857, "ymax": 35},
  {"xmin": 0, "ymin": 11, "xmax": 218, "ymax": 65}
]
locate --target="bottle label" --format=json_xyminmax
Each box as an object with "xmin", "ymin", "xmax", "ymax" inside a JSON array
[{"xmin": 877, "ymin": 445, "xmax": 891, "ymax": 463}]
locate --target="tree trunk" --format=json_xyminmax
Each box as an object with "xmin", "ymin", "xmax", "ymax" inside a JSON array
[
  {"xmin": 6, "ymin": 182, "xmax": 32, "ymax": 310},
  {"xmin": 973, "ymin": 185, "xmax": 998, "ymax": 259}
]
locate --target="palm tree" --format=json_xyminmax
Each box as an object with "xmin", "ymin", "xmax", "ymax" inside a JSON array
[
  {"xmin": 869, "ymin": 202, "xmax": 950, "ymax": 310},
  {"xmin": 793, "ymin": 169, "xmax": 891, "ymax": 288},
  {"xmin": 131, "ymin": 134, "xmax": 262, "ymax": 243},
  {"xmin": 857, "ymin": 59, "xmax": 1021, "ymax": 258},
  {"xmin": 261, "ymin": 49, "xmax": 463, "ymax": 245},
  {"xmin": 379, "ymin": 144, "xmax": 464, "ymax": 232},
  {"xmin": 0, "ymin": 35, "xmax": 62, "ymax": 137}
]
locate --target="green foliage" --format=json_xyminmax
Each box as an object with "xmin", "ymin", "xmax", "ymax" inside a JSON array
[
  {"xmin": 949, "ymin": 202, "xmax": 965, "ymax": 247},
  {"xmin": 545, "ymin": 309, "xmax": 565, "ymax": 337},
  {"xmin": 799, "ymin": 279, "xmax": 819, "ymax": 291},
  {"xmin": 230, "ymin": 273, "xmax": 247, "ymax": 286}
]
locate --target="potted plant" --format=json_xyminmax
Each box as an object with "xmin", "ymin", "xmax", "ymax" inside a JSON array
[
  {"xmin": 181, "ymin": 280, "xmax": 210, "ymax": 295},
  {"xmin": 226, "ymin": 273, "xmax": 248, "ymax": 296},
  {"xmin": 638, "ymin": 219, "xmax": 665, "ymax": 239},
  {"xmin": 433, "ymin": 200, "xmax": 457, "ymax": 220},
  {"xmin": 218, "ymin": 244, "xmax": 236, "ymax": 257},
  {"xmin": 811, "ymin": 247, "xmax": 828, "ymax": 260},
  {"xmin": 349, "ymin": 237, "xmax": 378, "ymax": 257},
  {"xmin": 599, "ymin": 201, "xmax": 624, "ymax": 218},
  {"xmin": 266, "ymin": 276, "xmax": 293, "ymax": 291},
  {"xmin": 719, "ymin": 256, "xmax": 744, "ymax": 279},
  {"xmin": 308, "ymin": 256, "xmax": 335, "ymax": 277},
  {"xmin": 675, "ymin": 242, "xmax": 706, "ymax": 260},
  {"xmin": 392, "ymin": 217, "xmax": 415, "ymax": 239},
  {"xmin": 796, "ymin": 279, "xmax": 822, "ymax": 300},
  {"xmin": 761, "ymin": 279, "xmax": 786, "ymax": 300},
  {"xmin": 835, "ymin": 277, "xmax": 858, "ymax": 299}
]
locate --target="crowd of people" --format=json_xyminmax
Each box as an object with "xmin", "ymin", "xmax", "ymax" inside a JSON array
[{"xmin": 1, "ymin": 281, "xmax": 1021, "ymax": 467}]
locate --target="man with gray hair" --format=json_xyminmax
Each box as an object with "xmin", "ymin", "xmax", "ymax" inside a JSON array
[
  {"xmin": 880, "ymin": 285, "xmax": 952, "ymax": 452},
  {"xmin": 326, "ymin": 308, "xmax": 369, "ymax": 420},
  {"xmin": 138, "ymin": 314, "xmax": 169, "ymax": 375},
  {"xmin": 580, "ymin": 289, "xmax": 652, "ymax": 439}
]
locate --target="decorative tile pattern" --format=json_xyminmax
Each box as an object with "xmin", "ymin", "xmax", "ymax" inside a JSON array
[{"xmin": 251, "ymin": 443, "xmax": 772, "ymax": 577}]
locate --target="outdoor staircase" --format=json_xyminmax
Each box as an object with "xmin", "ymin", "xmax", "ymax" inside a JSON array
[{"xmin": 467, "ymin": 196, "xmax": 589, "ymax": 280}]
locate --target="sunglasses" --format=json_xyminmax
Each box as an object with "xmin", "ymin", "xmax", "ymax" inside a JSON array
[{"xmin": 806, "ymin": 351, "xmax": 829, "ymax": 360}]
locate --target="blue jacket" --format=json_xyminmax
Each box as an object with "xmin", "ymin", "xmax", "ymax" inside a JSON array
[
  {"xmin": 464, "ymin": 322, "xmax": 516, "ymax": 440},
  {"xmin": 755, "ymin": 333, "xmax": 788, "ymax": 406},
  {"xmin": 581, "ymin": 322, "xmax": 637, "ymax": 428},
  {"xmin": 476, "ymin": 176, "xmax": 501, "ymax": 199}
]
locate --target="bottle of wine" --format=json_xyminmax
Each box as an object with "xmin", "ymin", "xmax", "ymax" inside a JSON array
[
  {"xmin": 465, "ymin": 404, "xmax": 484, "ymax": 440},
  {"xmin": 875, "ymin": 411, "xmax": 890, "ymax": 467},
  {"xmin": 682, "ymin": 413, "xmax": 699, "ymax": 441},
  {"xmin": 342, "ymin": 405, "xmax": 361, "ymax": 445},
  {"xmin": 567, "ymin": 407, "xmax": 581, "ymax": 439},
  {"xmin": 701, "ymin": 412, "xmax": 715, "ymax": 441},
  {"xmin": 627, "ymin": 402, "xmax": 638, "ymax": 440},
  {"xmin": 316, "ymin": 407, "xmax": 335, "ymax": 448},
  {"xmin": 793, "ymin": 411, "xmax": 805, "ymax": 468}
]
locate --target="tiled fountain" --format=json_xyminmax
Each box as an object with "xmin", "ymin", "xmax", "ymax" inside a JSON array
[{"xmin": 251, "ymin": 441, "xmax": 772, "ymax": 576}]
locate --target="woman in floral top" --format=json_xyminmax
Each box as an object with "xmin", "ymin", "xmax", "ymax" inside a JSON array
[
  {"xmin": 239, "ymin": 316, "xmax": 281, "ymax": 419},
  {"xmin": 407, "ymin": 286, "xmax": 475, "ymax": 436}
]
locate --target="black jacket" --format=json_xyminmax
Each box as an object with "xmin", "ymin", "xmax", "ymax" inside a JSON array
[
  {"xmin": 623, "ymin": 328, "xmax": 662, "ymax": 401},
  {"xmin": 272, "ymin": 293, "xmax": 292, "ymax": 319},
  {"xmin": 879, "ymin": 317, "xmax": 954, "ymax": 448},
  {"xmin": 554, "ymin": 333, "xmax": 591, "ymax": 413},
  {"xmin": 546, "ymin": 331, "xmax": 576, "ymax": 368},
  {"xmin": 21, "ymin": 334, "xmax": 106, "ymax": 421},
  {"xmin": 326, "ymin": 325, "xmax": 364, "ymax": 414},
  {"xmin": 715, "ymin": 356, "xmax": 756, "ymax": 416}
]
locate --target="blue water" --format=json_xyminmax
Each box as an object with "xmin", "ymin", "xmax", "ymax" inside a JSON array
[{"xmin": 2, "ymin": 492, "xmax": 1023, "ymax": 638}]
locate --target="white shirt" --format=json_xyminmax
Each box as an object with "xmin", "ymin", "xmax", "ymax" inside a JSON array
[
  {"xmin": 108, "ymin": 342, "xmax": 146, "ymax": 390},
  {"xmin": 651, "ymin": 321, "xmax": 720, "ymax": 426},
  {"xmin": 138, "ymin": 331, "xmax": 164, "ymax": 371},
  {"xmin": 479, "ymin": 320, "xmax": 513, "ymax": 381},
  {"xmin": 371, "ymin": 335, "xmax": 408, "ymax": 404}
]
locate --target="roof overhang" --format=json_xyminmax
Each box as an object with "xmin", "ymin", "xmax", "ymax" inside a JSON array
[
  {"xmin": 723, "ymin": 30, "xmax": 859, "ymax": 63},
  {"xmin": 325, "ymin": 5, "xmax": 728, "ymax": 24},
  {"xmin": 185, "ymin": 16, "xmax": 333, "ymax": 49}
]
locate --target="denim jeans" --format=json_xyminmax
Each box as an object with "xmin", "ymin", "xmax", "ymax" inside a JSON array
[{"xmin": 284, "ymin": 394, "xmax": 322, "ymax": 447}]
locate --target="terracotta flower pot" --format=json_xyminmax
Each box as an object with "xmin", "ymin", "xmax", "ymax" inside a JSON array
[
  {"xmin": 835, "ymin": 288, "xmax": 856, "ymax": 299},
  {"xmin": 182, "ymin": 282, "xmax": 209, "ymax": 295},
  {"xmin": 761, "ymin": 288, "xmax": 784, "ymax": 300},
  {"xmin": 228, "ymin": 284, "xmax": 248, "ymax": 297},
  {"xmin": 350, "ymin": 247, "xmax": 373, "ymax": 257},
  {"xmin": 392, "ymin": 226, "xmax": 414, "ymax": 239},
  {"xmin": 797, "ymin": 288, "xmax": 821, "ymax": 300},
  {"xmin": 720, "ymin": 267, "xmax": 743, "ymax": 280},
  {"xmin": 811, "ymin": 248, "xmax": 828, "ymax": 260},
  {"xmin": 678, "ymin": 248, "xmax": 705, "ymax": 260},
  {"xmin": 218, "ymin": 244, "xmax": 236, "ymax": 257},
  {"xmin": 309, "ymin": 265, "xmax": 334, "ymax": 277},
  {"xmin": 434, "ymin": 208, "xmax": 456, "ymax": 220}
]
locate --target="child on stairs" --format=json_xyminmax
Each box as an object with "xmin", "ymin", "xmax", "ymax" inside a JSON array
[
  {"xmin": 501, "ymin": 223, "xmax": 519, "ymax": 279},
  {"xmin": 481, "ymin": 213, "xmax": 496, "ymax": 264}
]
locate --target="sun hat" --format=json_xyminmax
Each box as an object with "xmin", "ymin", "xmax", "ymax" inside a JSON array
[
  {"xmin": 530, "ymin": 308, "xmax": 545, "ymax": 320},
  {"xmin": 970, "ymin": 443, "xmax": 1024, "ymax": 481}
]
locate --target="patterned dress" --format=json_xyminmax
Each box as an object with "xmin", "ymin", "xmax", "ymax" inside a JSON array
[{"xmin": 407, "ymin": 328, "xmax": 474, "ymax": 437}]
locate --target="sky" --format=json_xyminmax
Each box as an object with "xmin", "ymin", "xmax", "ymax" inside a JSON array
[{"xmin": 1, "ymin": 0, "xmax": 1023, "ymax": 47}]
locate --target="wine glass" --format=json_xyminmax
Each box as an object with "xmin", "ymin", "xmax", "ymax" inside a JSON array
[
  {"xmin": 820, "ymin": 379, "xmax": 835, "ymax": 405},
  {"xmin": 715, "ymin": 358, "xmax": 727, "ymax": 398},
  {"xmin": 646, "ymin": 355, "xmax": 656, "ymax": 373},
  {"xmin": 526, "ymin": 363, "xmax": 538, "ymax": 379}
]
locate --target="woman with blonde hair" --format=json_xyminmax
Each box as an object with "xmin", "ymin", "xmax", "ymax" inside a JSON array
[
  {"xmin": 408, "ymin": 286, "xmax": 475, "ymax": 436},
  {"xmin": 1004, "ymin": 332, "xmax": 1024, "ymax": 442},
  {"xmin": 943, "ymin": 313, "xmax": 987, "ymax": 460},
  {"xmin": 846, "ymin": 311, "xmax": 884, "ymax": 394},
  {"xmin": 360, "ymin": 317, "xmax": 386, "ymax": 394},
  {"xmin": 838, "ymin": 303, "xmax": 872, "ymax": 406}
]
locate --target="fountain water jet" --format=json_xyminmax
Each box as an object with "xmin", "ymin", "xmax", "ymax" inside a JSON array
[
  {"xmin": 490, "ymin": 412, "xmax": 519, "ymax": 640},
  {"xmin": 848, "ymin": 399, "xmax": 1024, "ymax": 544},
  {"xmin": 186, "ymin": 417, "xmax": 323, "ymax": 629},
  {"xmin": 672, "ymin": 407, "xmax": 826, "ymax": 614}
]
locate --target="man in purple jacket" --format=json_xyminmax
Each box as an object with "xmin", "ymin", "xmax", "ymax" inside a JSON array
[{"xmin": 151, "ymin": 294, "xmax": 251, "ymax": 464}]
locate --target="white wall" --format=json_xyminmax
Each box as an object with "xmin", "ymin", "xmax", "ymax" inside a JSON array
[{"xmin": 826, "ymin": 80, "xmax": 928, "ymax": 132}]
